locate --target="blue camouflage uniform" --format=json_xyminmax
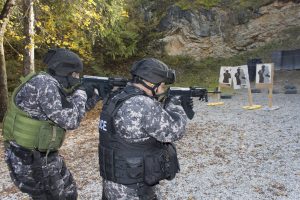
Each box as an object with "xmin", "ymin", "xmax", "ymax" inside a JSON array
[
  {"xmin": 4, "ymin": 72, "xmax": 96, "ymax": 200},
  {"xmin": 101, "ymin": 84, "xmax": 187, "ymax": 199}
]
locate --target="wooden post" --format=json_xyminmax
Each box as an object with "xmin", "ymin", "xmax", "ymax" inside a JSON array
[
  {"xmin": 217, "ymin": 85, "xmax": 221, "ymax": 101},
  {"xmin": 247, "ymin": 87, "xmax": 253, "ymax": 106},
  {"xmin": 268, "ymin": 64, "xmax": 275, "ymax": 108},
  {"xmin": 268, "ymin": 86, "xmax": 273, "ymax": 108}
]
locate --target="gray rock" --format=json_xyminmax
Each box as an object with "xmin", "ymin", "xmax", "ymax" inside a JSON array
[
  {"xmin": 285, "ymin": 89, "xmax": 297, "ymax": 94},
  {"xmin": 158, "ymin": 5, "xmax": 214, "ymax": 37},
  {"xmin": 251, "ymin": 89, "xmax": 262, "ymax": 93},
  {"xmin": 284, "ymin": 85, "xmax": 296, "ymax": 90},
  {"xmin": 272, "ymin": 89, "xmax": 280, "ymax": 94},
  {"xmin": 220, "ymin": 94, "xmax": 232, "ymax": 99},
  {"xmin": 158, "ymin": 2, "xmax": 300, "ymax": 60}
]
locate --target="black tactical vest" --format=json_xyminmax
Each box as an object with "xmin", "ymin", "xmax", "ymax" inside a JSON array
[{"xmin": 99, "ymin": 85, "xmax": 180, "ymax": 186}]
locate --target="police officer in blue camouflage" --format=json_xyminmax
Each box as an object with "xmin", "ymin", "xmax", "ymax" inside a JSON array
[
  {"xmin": 99, "ymin": 58, "xmax": 193, "ymax": 199},
  {"xmin": 2, "ymin": 48, "xmax": 102, "ymax": 200}
]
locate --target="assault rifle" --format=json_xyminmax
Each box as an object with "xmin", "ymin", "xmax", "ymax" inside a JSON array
[
  {"xmin": 82, "ymin": 75, "xmax": 219, "ymax": 101},
  {"xmin": 167, "ymin": 87, "xmax": 221, "ymax": 119},
  {"xmin": 82, "ymin": 75, "xmax": 220, "ymax": 119}
]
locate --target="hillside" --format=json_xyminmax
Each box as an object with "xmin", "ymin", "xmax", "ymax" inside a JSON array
[{"xmin": 157, "ymin": 1, "xmax": 300, "ymax": 59}]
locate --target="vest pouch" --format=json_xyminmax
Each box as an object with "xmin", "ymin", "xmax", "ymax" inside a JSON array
[
  {"xmin": 37, "ymin": 125, "xmax": 65, "ymax": 152},
  {"xmin": 2, "ymin": 109, "xmax": 15, "ymax": 141},
  {"xmin": 113, "ymin": 155, "xmax": 144, "ymax": 185},
  {"xmin": 144, "ymin": 153, "xmax": 165, "ymax": 186},
  {"xmin": 3, "ymin": 72, "xmax": 38, "ymax": 142},
  {"xmin": 99, "ymin": 145, "xmax": 115, "ymax": 180},
  {"xmin": 125, "ymin": 157, "xmax": 143, "ymax": 179},
  {"xmin": 164, "ymin": 143, "xmax": 180, "ymax": 180}
]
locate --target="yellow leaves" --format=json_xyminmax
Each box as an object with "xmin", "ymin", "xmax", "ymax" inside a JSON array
[
  {"xmin": 36, "ymin": 21, "xmax": 42, "ymax": 28},
  {"xmin": 5, "ymin": 28, "xmax": 23, "ymax": 41},
  {"xmin": 24, "ymin": 44, "xmax": 34, "ymax": 50},
  {"xmin": 62, "ymin": 41, "xmax": 69, "ymax": 46},
  {"xmin": 73, "ymin": 12, "xmax": 83, "ymax": 21},
  {"xmin": 5, "ymin": 0, "xmax": 137, "ymax": 63},
  {"xmin": 121, "ymin": 11, "xmax": 129, "ymax": 18},
  {"xmin": 83, "ymin": 19, "xmax": 91, "ymax": 27},
  {"xmin": 14, "ymin": 35, "xmax": 22, "ymax": 41},
  {"xmin": 40, "ymin": 5, "xmax": 50, "ymax": 12},
  {"xmin": 86, "ymin": 0, "xmax": 96, "ymax": 6},
  {"xmin": 17, "ymin": 54, "xmax": 24, "ymax": 62}
]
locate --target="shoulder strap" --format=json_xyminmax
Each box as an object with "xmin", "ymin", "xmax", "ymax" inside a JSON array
[
  {"xmin": 19, "ymin": 72, "xmax": 37, "ymax": 83},
  {"xmin": 102, "ymin": 86, "xmax": 146, "ymax": 136},
  {"xmin": 106, "ymin": 86, "xmax": 145, "ymax": 116},
  {"xmin": 13, "ymin": 71, "xmax": 47, "ymax": 101},
  {"xmin": 11, "ymin": 72, "xmax": 38, "ymax": 117}
]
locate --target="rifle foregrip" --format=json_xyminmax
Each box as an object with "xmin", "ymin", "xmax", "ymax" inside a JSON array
[{"xmin": 169, "ymin": 87, "xmax": 208, "ymax": 102}]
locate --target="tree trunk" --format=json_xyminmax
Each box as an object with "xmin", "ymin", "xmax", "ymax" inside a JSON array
[
  {"xmin": 23, "ymin": 0, "xmax": 35, "ymax": 76},
  {"xmin": 0, "ymin": 0, "xmax": 16, "ymax": 122}
]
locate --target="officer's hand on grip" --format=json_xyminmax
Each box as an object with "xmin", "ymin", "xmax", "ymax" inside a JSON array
[
  {"xmin": 95, "ymin": 84, "xmax": 113, "ymax": 100},
  {"xmin": 180, "ymin": 96, "xmax": 194, "ymax": 120},
  {"xmin": 163, "ymin": 95, "xmax": 181, "ymax": 107},
  {"xmin": 80, "ymin": 82, "xmax": 97, "ymax": 99}
]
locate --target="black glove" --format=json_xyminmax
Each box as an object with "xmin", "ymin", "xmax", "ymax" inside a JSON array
[
  {"xmin": 95, "ymin": 84, "xmax": 113, "ymax": 100},
  {"xmin": 180, "ymin": 96, "xmax": 194, "ymax": 120},
  {"xmin": 80, "ymin": 82, "xmax": 97, "ymax": 99},
  {"xmin": 163, "ymin": 95, "xmax": 181, "ymax": 108}
]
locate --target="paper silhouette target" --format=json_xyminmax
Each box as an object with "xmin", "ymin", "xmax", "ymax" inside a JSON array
[
  {"xmin": 256, "ymin": 64, "xmax": 272, "ymax": 84},
  {"xmin": 231, "ymin": 65, "xmax": 250, "ymax": 89},
  {"xmin": 219, "ymin": 67, "xmax": 232, "ymax": 86}
]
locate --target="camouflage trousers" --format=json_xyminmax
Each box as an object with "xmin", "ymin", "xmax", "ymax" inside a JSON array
[
  {"xmin": 102, "ymin": 180, "xmax": 158, "ymax": 200},
  {"xmin": 4, "ymin": 142, "xmax": 77, "ymax": 200}
]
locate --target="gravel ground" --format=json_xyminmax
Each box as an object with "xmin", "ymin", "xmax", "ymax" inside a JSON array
[
  {"xmin": 160, "ymin": 90, "xmax": 300, "ymax": 200},
  {"xmin": 0, "ymin": 83, "xmax": 299, "ymax": 200}
]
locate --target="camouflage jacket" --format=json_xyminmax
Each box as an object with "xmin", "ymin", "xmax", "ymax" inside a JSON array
[
  {"xmin": 114, "ymin": 86, "xmax": 188, "ymax": 143},
  {"xmin": 15, "ymin": 73, "xmax": 88, "ymax": 130},
  {"xmin": 103, "ymin": 85, "xmax": 188, "ymax": 199}
]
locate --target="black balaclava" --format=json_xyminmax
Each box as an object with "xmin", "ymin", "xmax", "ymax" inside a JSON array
[{"xmin": 44, "ymin": 48, "xmax": 83, "ymax": 95}]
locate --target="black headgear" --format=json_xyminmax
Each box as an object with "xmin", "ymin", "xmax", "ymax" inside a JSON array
[
  {"xmin": 44, "ymin": 48, "xmax": 83, "ymax": 95},
  {"xmin": 130, "ymin": 58, "xmax": 175, "ymax": 85},
  {"xmin": 44, "ymin": 48, "xmax": 83, "ymax": 76}
]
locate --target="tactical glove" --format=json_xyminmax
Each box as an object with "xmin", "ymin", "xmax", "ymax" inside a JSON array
[
  {"xmin": 180, "ymin": 96, "xmax": 195, "ymax": 120},
  {"xmin": 95, "ymin": 84, "xmax": 113, "ymax": 100},
  {"xmin": 163, "ymin": 95, "xmax": 181, "ymax": 108},
  {"xmin": 80, "ymin": 82, "xmax": 97, "ymax": 99}
]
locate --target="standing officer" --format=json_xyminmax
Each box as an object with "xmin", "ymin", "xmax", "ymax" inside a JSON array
[
  {"xmin": 99, "ymin": 58, "xmax": 193, "ymax": 199},
  {"xmin": 2, "ymin": 48, "xmax": 101, "ymax": 199}
]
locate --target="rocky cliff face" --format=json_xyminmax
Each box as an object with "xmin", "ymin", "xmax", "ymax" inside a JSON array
[{"xmin": 158, "ymin": 1, "xmax": 300, "ymax": 59}]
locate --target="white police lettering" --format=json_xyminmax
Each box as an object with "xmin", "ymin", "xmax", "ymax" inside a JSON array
[{"xmin": 99, "ymin": 120, "xmax": 107, "ymax": 131}]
